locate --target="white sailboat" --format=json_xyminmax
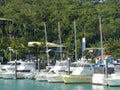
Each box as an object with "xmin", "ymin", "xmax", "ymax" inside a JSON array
[
  {"xmin": 46, "ymin": 22, "xmax": 67, "ymax": 83},
  {"xmin": 92, "ymin": 16, "xmax": 108, "ymax": 85},
  {"xmin": 34, "ymin": 22, "xmax": 49, "ymax": 81},
  {"xmin": 46, "ymin": 60, "xmax": 68, "ymax": 83}
]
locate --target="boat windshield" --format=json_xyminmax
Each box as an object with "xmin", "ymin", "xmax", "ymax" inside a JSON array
[
  {"xmin": 7, "ymin": 63, "xmax": 13, "ymax": 65},
  {"xmin": 70, "ymin": 63, "xmax": 77, "ymax": 67},
  {"xmin": 77, "ymin": 64, "xmax": 92, "ymax": 67},
  {"xmin": 12, "ymin": 63, "xmax": 21, "ymax": 65}
]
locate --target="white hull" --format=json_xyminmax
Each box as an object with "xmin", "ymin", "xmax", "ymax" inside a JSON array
[
  {"xmin": 107, "ymin": 78, "xmax": 120, "ymax": 86},
  {"xmin": 62, "ymin": 75, "xmax": 92, "ymax": 84},
  {"xmin": 46, "ymin": 74, "xmax": 63, "ymax": 83},
  {"xmin": 2, "ymin": 72, "xmax": 15, "ymax": 79},
  {"xmin": 107, "ymin": 74, "xmax": 120, "ymax": 86},
  {"xmin": 92, "ymin": 74, "xmax": 107, "ymax": 85},
  {"xmin": 35, "ymin": 72, "xmax": 47, "ymax": 81},
  {"xmin": 2, "ymin": 72, "xmax": 34, "ymax": 79}
]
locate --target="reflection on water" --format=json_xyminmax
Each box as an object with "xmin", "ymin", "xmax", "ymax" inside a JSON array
[
  {"xmin": 0, "ymin": 79, "xmax": 120, "ymax": 90},
  {"xmin": 92, "ymin": 85, "xmax": 120, "ymax": 90},
  {"xmin": 92, "ymin": 85, "xmax": 105, "ymax": 90},
  {"xmin": 0, "ymin": 79, "xmax": 92, "ymax": 90}
]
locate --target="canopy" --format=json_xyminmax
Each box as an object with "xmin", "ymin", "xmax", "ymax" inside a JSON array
[
  {"xmin": 28, "ymin": 42, "xmax": 41, "ymax": 47},
  {"xmin": 47, "ymin": 42, "xmax": 65, "ymax": 47},
  {"xmin": 28, "ymin": 42, "xmax": 65, "ymax": 47}
]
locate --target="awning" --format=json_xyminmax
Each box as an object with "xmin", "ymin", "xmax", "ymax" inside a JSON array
[
  {"xmin": 47, "ymin": 42, "xmax": 65, "ymax": 47},
  {"xmin": 28, "ymin": 42, "xmax": 65, "ymax": 47},
  {"xmin": 28, "ymin": 42, "xmax": 41, "ymax": 47}
]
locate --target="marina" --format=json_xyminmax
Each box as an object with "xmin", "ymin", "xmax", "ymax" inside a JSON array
[{"xmin": 0, "ymin": 0, "xmax": 120, "ymax": 90}]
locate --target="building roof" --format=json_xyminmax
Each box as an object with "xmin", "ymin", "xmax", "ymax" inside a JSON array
[{"xmin": 96, "ymin": 55, "xmax": 111, "ymax": 59}]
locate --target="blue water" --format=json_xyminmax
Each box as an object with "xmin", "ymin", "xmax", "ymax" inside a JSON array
[{"xmin": 0, "ymin": 79, "xmax": 120, "ymax": 90}]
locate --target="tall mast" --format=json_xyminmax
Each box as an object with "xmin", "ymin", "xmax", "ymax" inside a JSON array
[
  {"xmin": 44, "ymin": 22, "xmax": 49, "ymax": 65},
  {"xmin": 74, "ymin": 21, "xmax": 78, "ymax": 61},
  {"xmin": 99, "ymin": 16, "xmax": 103, "ymax": 60},
  {"xmin": 58, "ymin": 22, "xmax": 62, "ymax": 61},
  {"xmin": 99, "ymin": 16, "xmax": 107, "ymax": 77}
]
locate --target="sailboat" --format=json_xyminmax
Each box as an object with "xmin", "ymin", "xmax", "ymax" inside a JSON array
[
  {"xmin": 35, "ymin": 22, "xmax": 49, "ymax": 81},
  {"xmin": 46, "ymin": 22, "xmax": 68, "ymax": 83},
  {"xmin": 92, "ymin": 16, "xmax": 110, "ymax": 85},
  {"xmin": 62, "ymin": 21, "xmax": 94, "ymax": 84}
]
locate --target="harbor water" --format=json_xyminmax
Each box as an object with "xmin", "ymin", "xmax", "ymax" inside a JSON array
[{"xmin": 0, "ymin": 79, "xmax": 120, "ymax": 90}]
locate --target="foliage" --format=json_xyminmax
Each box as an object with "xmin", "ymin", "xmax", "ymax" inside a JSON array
[{"xmin": 0, "ymin": 0, "xmax": 119, "ymax": 61}]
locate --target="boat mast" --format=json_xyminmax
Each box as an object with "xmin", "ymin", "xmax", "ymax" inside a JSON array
[
  {"xmin": 74, "ymin": 21, "xmax": 78, "ymax": 61},
  {"xmin": 99, "ymin": 16, "xmax": 108, "ymax": 77},
  {"xmin": 99, "ymin": 16, "xmax": 103, "ymax": 62},
  {"xmin": 44, "ymin": 22, "xmax": 49, "ymax": 65},
  {"xmin": 58, "ymin": 22, "xmax": 62, "ymax": 61}
]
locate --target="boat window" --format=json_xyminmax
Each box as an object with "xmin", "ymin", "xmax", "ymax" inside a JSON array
[
  {"xmin": 17, "ymin": 70, "xmax": 31, "ymax": 72},
  {"xmin": 70, "ymin": 64, "xmax": 76, "ymax": 67},
  {"xmin": 7, "ymin": 63, "xmax": 13, "ymax": 65},
  {"xmin": 12, "ymin": 63, "xmax": 21, "ymax": 65},
  {"xmin": 59, "ymin": 62, "xmax": 68, "ymax": 66},
  {"xmin": 84, "ymin": 65, "xmax": 91, "ymax": 67}
]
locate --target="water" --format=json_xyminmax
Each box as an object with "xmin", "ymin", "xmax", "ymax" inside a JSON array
[{"xmin": 0, "ymin": 79, "xmax": 120, "ymax": 90}]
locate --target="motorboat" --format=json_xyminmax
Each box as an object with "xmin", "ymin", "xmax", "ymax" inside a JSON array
[
  {"xmin": 62, "ymin": 61, "xmax": 94, "ymax": 84},
  {"xmin": 1, "ymin": 60, "xmax": 36, "ymax": 79}
]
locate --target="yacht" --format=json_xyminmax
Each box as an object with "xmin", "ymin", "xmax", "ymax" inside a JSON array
[
  {"xmin": 62, "ymin": 60, "xmax": 94, "ymax": 84},
  {"xmin": 1, "ymin": 60, "xmax": 36, "ymax": 79}
]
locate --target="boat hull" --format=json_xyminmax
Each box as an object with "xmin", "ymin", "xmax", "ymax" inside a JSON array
[
  {"xmin": 107, "ymin": 74, "xmax": 120, "ymax": 86},
  {"xmin": 35, "ymin": 73, "xmax": 47, "ymax": 82},
  {"xmin": 2, "ymin": 72, "xmax": 15, "ymax": 79},
  {"xmin": 107, "ymin": 78, "xmax": 120, "ymax": 86},
  {"xmin": 62, "ymin": 75, "xmax": 92, "ymax": 84},
  {"xmin": 2, "ymin": 72, "xmax": 34, "ymax": 79},
  {"xmin": 47, "ymin": 74, "xmax": 63, "ymax": 83},
  {"xmin": 92, "ymin": 74, "xmax": 107, "ymax": 85}
]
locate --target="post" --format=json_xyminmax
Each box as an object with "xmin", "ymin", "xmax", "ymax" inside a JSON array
[
  {"xmin": 68, "ymin": 57, "xmax": 70, "ymax": 75},
  {"xmin": 38, "ymin": 59, "xmax": 40, "ymax": 72},
  {"xmin": 14, "ymin": 60, "xmax": 17, "ymax": 79}
]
